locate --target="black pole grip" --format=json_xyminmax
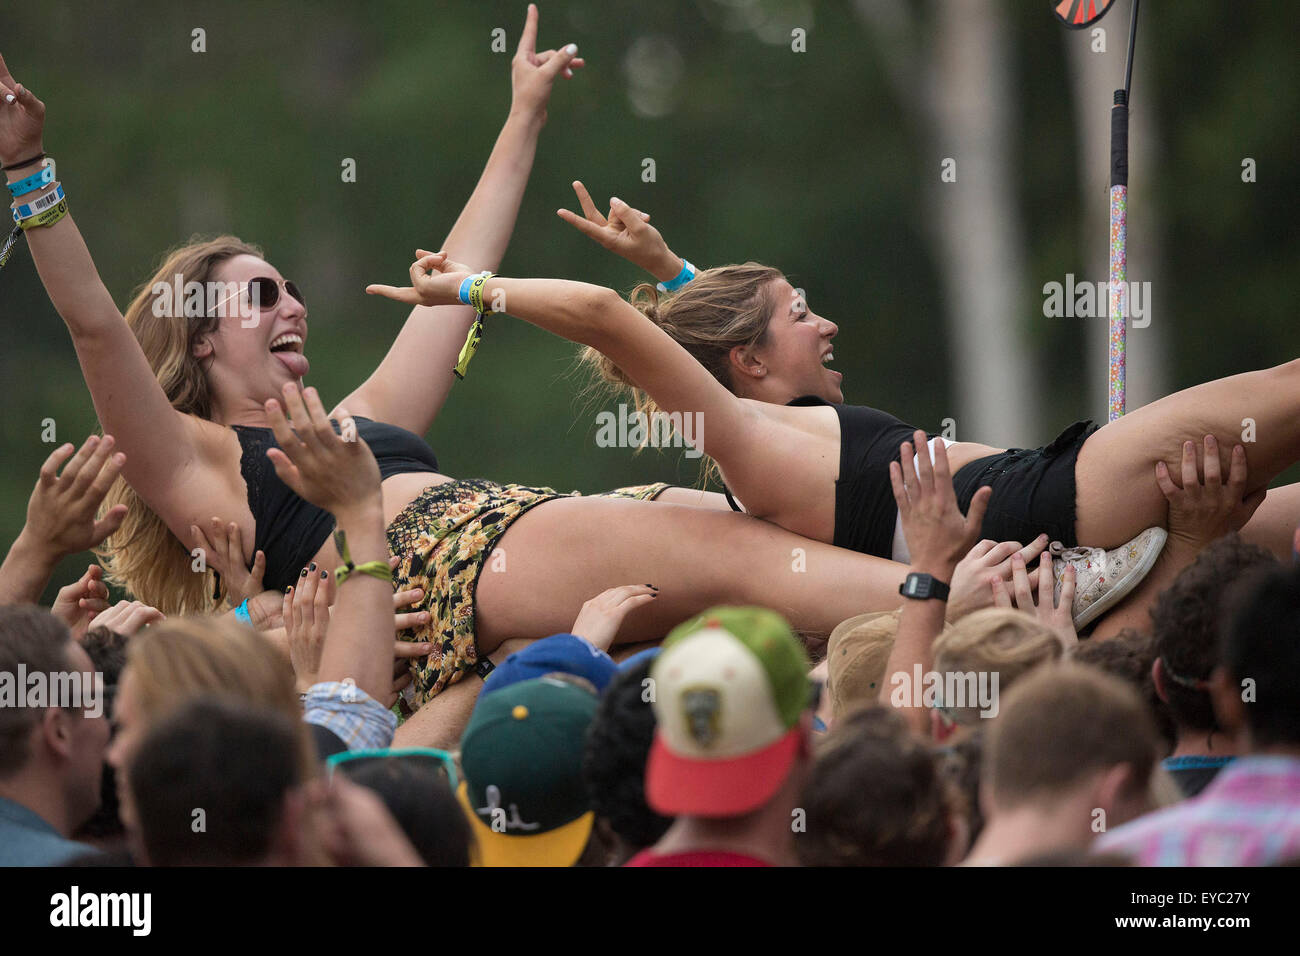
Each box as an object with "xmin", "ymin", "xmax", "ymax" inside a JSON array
[{"xmin": 1110, "ymin": 89, "xmax": 1129, "ymax": 188}]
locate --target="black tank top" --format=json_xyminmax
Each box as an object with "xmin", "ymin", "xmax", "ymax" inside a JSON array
[
  {"xmin": 724, "ymin": 397, "xmax": 930, "ymax": 560},
  {"xmin": 232, "ymin": 417, "xmax": 439, "ymax": 591}
]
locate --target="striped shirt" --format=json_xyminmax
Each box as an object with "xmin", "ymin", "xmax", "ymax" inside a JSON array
[
  {"xmin": 1094, "ymin": 755, "xmax": 1300, "ymax": 866},
  {"xmin": 302, "ymin": 681, "xmax": 397, "ymax": 752}
]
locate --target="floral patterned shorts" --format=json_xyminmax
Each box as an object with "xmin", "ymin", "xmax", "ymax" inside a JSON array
[{"xmin": 387, "ymin": 478, "xmax": 669, "ymax": 708}]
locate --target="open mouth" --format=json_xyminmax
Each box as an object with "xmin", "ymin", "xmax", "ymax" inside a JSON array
[
  {"xmin": 821, "ymin": 350, "xmax": 834, "ymax": 366},
  {"xmin": 270, "ymin": 333, "xmax": 304, "ymax": 353},
  {"xmin": 269, "ymin": 333, "xmax": 310, "ymax": 377}
]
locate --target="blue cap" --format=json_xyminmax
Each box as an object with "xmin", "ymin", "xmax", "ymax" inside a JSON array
[
  {"xmin": 481, "ymin": 634, "xmax": 618, "ymax": 699},
  {"xmin": 615, "ymin": 646, "xmax": 661, "ymax": 673}
]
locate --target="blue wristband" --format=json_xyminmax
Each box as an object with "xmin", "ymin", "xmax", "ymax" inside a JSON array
[
  {"xmin": 7, "ymin": 161, "xmax": 54, "ymax": 198},
  {"xmin": 656, "ymin": 259, "xmax": 696, "ymax": 293},
  {"xmin": 458, "ymin": 275, "xmax": 475, "ymax": 306},
  {"xmin": 233, "ymin": 599, "xmax": 252, "ymax": 624},
  {"xmin": 12, "ymin": 183, "xmax": 64, "ymax": 222}
]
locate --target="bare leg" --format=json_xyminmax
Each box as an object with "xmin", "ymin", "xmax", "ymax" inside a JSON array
[
  {"xmin": 1074, "ymin": 360, "xmax": 1300, "ymax": 547},
  {"xmin": 474, "ymin": 496, "xmax": 910, "ymax": 654},
  {"xmin": 1239, "ymin": 482, "xmax": 1300, "ymax": 561}
]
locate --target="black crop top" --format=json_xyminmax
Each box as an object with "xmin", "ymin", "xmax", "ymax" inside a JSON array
[
  {"xmin": 232, "ymin": 417, "xmax": 440, "ymax": 592},
  {"xmin": 724, "ymin": 397, "xmax": 930, "ymax": 560}
]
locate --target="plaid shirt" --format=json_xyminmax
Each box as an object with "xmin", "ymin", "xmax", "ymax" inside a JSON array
[
  {"xmin": 1095, "ymin": 755, "xmax": 1300, "ymax": 866},
  {"xmin": 302, "ymin": 681, "xmax": 397, "ymax": 752}
]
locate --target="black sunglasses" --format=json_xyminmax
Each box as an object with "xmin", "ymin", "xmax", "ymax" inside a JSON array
[{"xmin": 247, "ymin": 276, "xmax": 305, "ymax": 311}]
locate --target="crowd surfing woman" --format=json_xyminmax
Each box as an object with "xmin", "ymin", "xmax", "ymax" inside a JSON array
[
  {"xmin": 366, "ymin": 187, "xmax": 1293, "ymax": 632},
  {"xmin": 1, "ymin": 13, "xmax": 1030, "ymax": 708}
]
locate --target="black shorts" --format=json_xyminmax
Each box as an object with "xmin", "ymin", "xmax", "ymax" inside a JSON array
[{"xmin": 952, "ymin": 420, "xmax": 1100, "ymax": 548}]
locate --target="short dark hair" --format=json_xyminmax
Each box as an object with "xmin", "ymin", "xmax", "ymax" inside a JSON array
[
  {"xmin": 1219, "ymin": 563, "xmax": 1300, "ymax": 747},
  {"xmin": 987, "ymin": 665, "xmax": 1159, "ymax": 810},
  {"xmin": 1150, "ymin": 535, "xmax": 1276, "ymax": 732},
  {"xmin": 75, "ymin": 628, "xmax": 131, "ymax": 842},
  {"xmin": 129, "ymin": 695, "xmax": 303, "ymax": 865},
  {"xmin": 798, "ymin": 707, "xmax": 955, "ymax": 866},
  {"xmin": 1071, "ymin": 629, "xmax": 1176, "ymax": 754},
  {"xmin": 0, "ymin": 607, "xmax": 76, "ymax": 777},
  {"xmin": 340, "ymin": 758, "xmax": 471, "ymax": 866},
  {"xmin": 582, "ymin": 657, "xmax": 671, "ymax": 851}
]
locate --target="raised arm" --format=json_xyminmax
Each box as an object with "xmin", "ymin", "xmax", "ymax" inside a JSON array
[
  {"xmin": 367, "ymin": 253, "xmax": 776, "ymax": 472},
  {"xmin": 336, "ymin": 4, "xmax": 583, "ymax": 434},
  {"xmin": 0, "ymin": 55, "xmax": 231, "ymax": 526}
]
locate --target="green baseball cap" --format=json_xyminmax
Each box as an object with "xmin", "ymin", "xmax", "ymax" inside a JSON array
[
  {"xmin": 457, "ymin": 675, "xmax": 599, "ymax": 867},
  {"xmin": 646, "ymin": 606, "xmax": 811, "ymax": 818}
]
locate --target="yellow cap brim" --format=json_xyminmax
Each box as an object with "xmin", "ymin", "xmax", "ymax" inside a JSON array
[{"xmin": 457, "ymin": 781, "xmax": 594, "ymax": 868}]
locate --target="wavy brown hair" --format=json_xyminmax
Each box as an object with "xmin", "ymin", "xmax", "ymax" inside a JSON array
[
  {"xmin": 579, "ymin": 262, "xmax": 782, "ymax": 482},
  {"xmin": 95, "ymin": 236, "xmax": 264, "ymax": 615}
]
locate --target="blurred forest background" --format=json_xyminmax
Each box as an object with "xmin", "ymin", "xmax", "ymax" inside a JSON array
[{"xmin": 1, "ymin": 1, "xmax": 1296, "ymax": 601}]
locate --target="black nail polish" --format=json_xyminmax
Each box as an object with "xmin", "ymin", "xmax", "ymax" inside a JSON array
[
  {"xmin": 320, "ymin": 570, "xmax": 328, "ymax": 579},
  {"xmin": 309, "ymin": 563, "xmax": 317, "ymax": 572},
  {"xmin": 285, "ymin": 586, "xmax": 293, "ymax": 594},
  {"xmin": 300, "ymin": 568, "xmax": 308, "ymax": 578}
]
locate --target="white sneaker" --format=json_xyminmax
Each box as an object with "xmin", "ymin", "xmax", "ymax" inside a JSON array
[{"xmin": 1050, "ymin": 528, "xmax": 1167, "ymax": 631}]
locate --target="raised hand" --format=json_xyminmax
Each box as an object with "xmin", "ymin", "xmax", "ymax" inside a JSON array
[
  {"xmin": 889, "ymin": 430, "xmax": 991, "ymax": 578},
  {"xmin": 191, "ymin": 517, "xmax": 265, "ymax": 607},
  {"xmin": 509, "ymin": 4, "xmax": 584, "ymax": 124},
  {"xmin": 1157, "ymin": 436, "xmax": 1264, "ymax": 552},
  {"xmin": 0, "ymin": 53, "xmax": 46, "ymax": 166},
  {"xmin": 50, "ymin": 564, "xmax": 111, "ymax": 641},
  {"xmin": 556, "ymin": 185, "xmax": 677, "ymax": 278},
  {"xmin": 570, "ymin": 583, "xmax": 659, "ymax": 651},
  {"xmin": 366, "ymin": 250, "xmax": 476, "ymax": 309},
  {"xmin": 22, "ymin": 435, "xmax": 127, "ymax": 562},
  {"xmin": 284, "ymin": 565, "xmax": 333, "ymax": 691},
  {"xmin": 86, "ymin": 599, "xmax": 165, "ymax": 637},
  {"xmin": 947, "ymin": 535, "xmax": 1050, "ymax": 621},
  {"xmin": 992, "ymin": 552, "xmax": 1078, "ymax": 647},
  {"xmin": 264, "ymin": 384, "xmax": 381, "ymax": 520}
]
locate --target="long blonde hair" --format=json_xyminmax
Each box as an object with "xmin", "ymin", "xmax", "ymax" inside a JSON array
[
  {"xmin": 96, "ymin": 236, "xmax": 264, "ymax": 614},
  {"xmin": 124, "ymin": 616, "xmax": 314, "ymax": 781}
]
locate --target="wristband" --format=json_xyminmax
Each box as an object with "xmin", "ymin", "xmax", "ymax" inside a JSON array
[
  {"xmin": 7, "ymin": 161, "xmax": 54, "ymax": 197},
  {"xmin": 474, "ymin": 657, "xmax": 496, "ymax": 680},
  {"xmin": 1, "ymin": 151, "xmax": 45, "ymax": 172},
  {"xmin": 467, "ymin": 271, "xmax": 495, "ymax": 314},
  {"xmin": 656, "ymin": 259, "xmax": 696, "ymax": 293},
  {"xmin": 332, "ymin": 527, "xmax": 394, "ymax": 587},
  {"xmin": 457, "ymin": 274, "xmax": 476, "ymax": 306},
  {"xmin": 453, "ymin": 315, "xmax": 485, "ymax": 379},
  {"xmin": 233, "ymin": 599, "xmax": 252, "ymax": 624},
  {"xmin": 12, "ymin": 183, "xmax": 64, "ymax": 222},
  {"xmin": 17, "ymin": 198, "xmax": 68, "ymax": 231}
]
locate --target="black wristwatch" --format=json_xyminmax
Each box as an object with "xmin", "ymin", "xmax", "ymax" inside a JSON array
[{"xmin": 899, "ymin": 573, "xmax": 950, "ymax": 602}]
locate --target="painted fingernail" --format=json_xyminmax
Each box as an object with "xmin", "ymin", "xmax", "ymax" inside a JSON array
[
  {"xmin": 309, "ymin": 563, "xmax": 317, "ymax": 571},
  {"xmin": 285, "ymin": 586, "xmax": 293, "ymax": 594},
  {"xmin": 320, "ymin": 570, "xmax": 328, "ymax": 579},
  {"xmin": 565, "ymin": 43, "xmax": 578, "ymax": 54},
  {"xmin": 300, "ymin": 568, "xmax": 308, "ymax": 578},
  {"xmin": 3, "ymin": 95, "xmax": 14, "ymax": 104}
]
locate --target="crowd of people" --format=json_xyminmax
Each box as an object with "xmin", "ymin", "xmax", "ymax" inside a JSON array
[{"xmin": 2, "ymin": 6, "xmax": 1298, "ymax": 867}]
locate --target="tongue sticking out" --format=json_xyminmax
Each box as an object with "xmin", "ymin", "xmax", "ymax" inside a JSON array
[{"xmin": 274, "ymin": 350, "xmax": 310, "ymax": 378}]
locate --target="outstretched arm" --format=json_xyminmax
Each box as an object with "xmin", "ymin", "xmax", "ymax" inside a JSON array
[
  {"xmin": 336, "ymin": 4, "xmax": 582, "ymax": 434},
  {"xmin": 367, "ymin": 253, "xmax": 776, "ymax": 475},
  {"xmin": 0, "ymin": 55, "xmax": 238, "ymax": 533}
]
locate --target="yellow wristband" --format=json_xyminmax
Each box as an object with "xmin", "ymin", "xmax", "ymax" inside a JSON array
[
  {"xmin": 18, "ymin": 198, "xmax": 68, "ymax": 231},
  {"xmin": 332, "ymin": 528, "xmax": 394, "ymax": 588}
]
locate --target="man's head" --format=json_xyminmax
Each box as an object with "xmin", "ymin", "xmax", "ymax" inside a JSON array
[
  {"xmin": 798, "ymin": 706, "xmax": 965, "ymax": 866},
  {"xmin": 984, "ymin": 665, "xmax": 1159, "ymax": 833},
  {"xmin": 645, "ymin": 606, "xmax": 813, "ymax": 819},
  {"xmin": 1210, "ymin": 563, "xmax": 1300, "ymax": 752},
  {"xmin": 582, "ymin": 654, "xmax": 672, "ymax": 861},
  {"xmin": 0, "ymin": 606, "xmax": 109, "ymax": 834},
  {"xmin": 458, "ymin": 675, "xmax": 601, "ymax": 867},
  {"xmin": 1150, "ymin": 534, "xmax": 1276, "ymax": 735},
  {"xmin": 127, "ymin": 695, "xmax": 310, "ymax": 866}
]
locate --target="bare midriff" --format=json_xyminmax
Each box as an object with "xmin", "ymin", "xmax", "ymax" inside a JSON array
[{"xmin": 945, "ymin": 441, "xmax": 1007, "ymax": 474}]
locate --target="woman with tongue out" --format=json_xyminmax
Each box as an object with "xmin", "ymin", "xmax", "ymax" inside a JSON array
[{"xmin": 0, "ymin": 16, "xmax": 1027, "ymax": 708}]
